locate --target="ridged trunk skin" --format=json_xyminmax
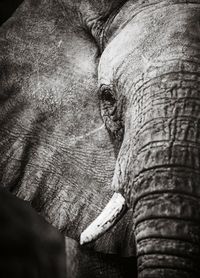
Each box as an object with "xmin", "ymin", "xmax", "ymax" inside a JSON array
[
  {"xmin": 135, "ymin": 189, "xmax": 200, "ymax": 277},
  {"xmin": 129, "ymin": 69, "xmax": 200, "ymax": 277}
]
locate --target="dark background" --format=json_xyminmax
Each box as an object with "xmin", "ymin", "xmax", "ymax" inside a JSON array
[{"xmin": 0, "ymin": 0, "xmax": 23, "ymax": 26}]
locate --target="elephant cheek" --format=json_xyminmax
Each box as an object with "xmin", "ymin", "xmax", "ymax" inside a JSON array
[
  {"xmin": 110, "ymin": 137, "xmax": 136, "ymax": 207},
  {"xmin": 111, "ymin": 155, "xmax": 127, "ymax": 192}
]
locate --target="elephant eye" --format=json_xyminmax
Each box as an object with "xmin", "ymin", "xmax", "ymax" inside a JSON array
[
  {"xmin": 99, "ymin": 84, "xmax": 124, "ymax": 148},
  {"xmin": 100, "ymin": 86, "xmax": 116, "ymax": 106}
]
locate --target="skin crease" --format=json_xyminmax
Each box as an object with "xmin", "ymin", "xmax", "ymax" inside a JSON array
[{"xmin": 1, "ymin": 0, "xmax": 200, "ymax": 277}]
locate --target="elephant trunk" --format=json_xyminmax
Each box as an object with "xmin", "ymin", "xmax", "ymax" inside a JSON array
[
  {"xmin": 126, "ymin": 69, "xmax": 200, "ymax": 277},
  {"xmin": 135, "ymin": 190, "xmax": 200, "ymax": 277}
]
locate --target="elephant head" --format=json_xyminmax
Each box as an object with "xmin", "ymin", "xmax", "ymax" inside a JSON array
[
  {"xmin": 80, "ymin": 0, "xmax": 200, "ymax": 277},
  {"xmin": 1, "ymin": 0, "xmax": 200, "ymax": 277}
]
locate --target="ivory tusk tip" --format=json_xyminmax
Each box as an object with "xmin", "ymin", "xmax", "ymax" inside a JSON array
[
  {"xmin": 80, "ymin": 227, "xmax": 99, "ymax": 245},
  {"xmin": 80, "ymin": 232, "xmax": 88, "ymax": 245},
  {"xmin": 80, "ymin": 193, "xmax": 126, "ymax": 245}
]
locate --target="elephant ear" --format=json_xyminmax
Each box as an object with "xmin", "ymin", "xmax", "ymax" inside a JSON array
[{"xmin": 0, "ymin": 0, "xmax": 135, "ymax": 256}]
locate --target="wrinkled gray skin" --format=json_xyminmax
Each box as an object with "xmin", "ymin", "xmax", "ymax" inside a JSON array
[{"xmin": 1, "ymin": 0, "xmax": 200, "ymax": 277}]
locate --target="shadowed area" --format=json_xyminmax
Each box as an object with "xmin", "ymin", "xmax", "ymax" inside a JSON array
[
  {"xmin": 0, "ymin": 187, "xmax": 66, "ymax": 278},
  {"xmin": 0, "ymin": 0, "xmax": 23, "ymax": 26},
  {"xmin": 66, "ymin": 237, "xmax": 137, "ymax": 278}
]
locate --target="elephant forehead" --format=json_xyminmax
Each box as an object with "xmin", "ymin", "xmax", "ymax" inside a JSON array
[
  {"xmin": 98, "ymin": 13, "xmax": 155, "ymax": 86},
  {"xmin": 98, "ymin": 3, "xmax": 199, "ymax": 88}
]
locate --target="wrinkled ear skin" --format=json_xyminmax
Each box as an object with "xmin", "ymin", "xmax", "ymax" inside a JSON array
[{"xmin": 0, "ymin": 0, "xmax": 135, "ymax": 257}]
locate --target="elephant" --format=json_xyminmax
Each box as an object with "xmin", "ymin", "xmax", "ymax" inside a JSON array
[
  {"xmin": 1, "ymin": 0, "xmax": 200, "ymax": 277},
  {"xmin": 0, "ymin": 0, "xmax": 135, "ymax": 277}
]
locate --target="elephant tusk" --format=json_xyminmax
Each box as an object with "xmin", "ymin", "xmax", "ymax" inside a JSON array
[{"xmin": 80, "ymin": 192, "xmax": 126, "ymax": 245}]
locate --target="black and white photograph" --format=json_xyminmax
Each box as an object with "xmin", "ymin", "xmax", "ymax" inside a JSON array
[{"xmin": 0, "ymin": 0, "xmax": 200, "ymax": 277}]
